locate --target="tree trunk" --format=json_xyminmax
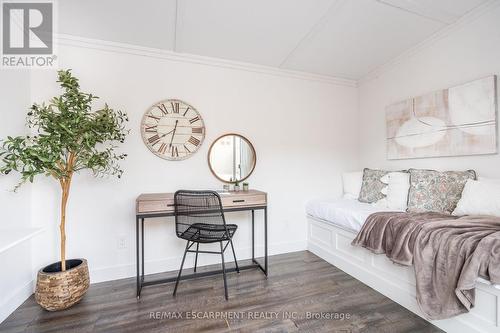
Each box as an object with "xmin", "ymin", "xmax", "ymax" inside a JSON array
[
  {"xmin": 60, "ymin": 178, "xmax": 71, "ymax": 271},
  {"xmin": 60, "ymin": 186, "xmax": 68, "ymax": 271},
  {"xmin": 59, "ymin": 152, "xmax": 76, "ymax": 272}
]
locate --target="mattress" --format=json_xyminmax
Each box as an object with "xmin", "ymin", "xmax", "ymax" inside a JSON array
[
  {"xmin": 305, "ymin": 198, "xmax": 396, "ymax": 233},
  {"xmin": 306, "ymin": 198, "xmax": 500, "ymax": 289}
]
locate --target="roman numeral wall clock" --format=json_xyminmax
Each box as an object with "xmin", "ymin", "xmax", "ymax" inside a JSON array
[{"xmin": 141, "ymin": 99, "xmax": 205, "ymax": 160}]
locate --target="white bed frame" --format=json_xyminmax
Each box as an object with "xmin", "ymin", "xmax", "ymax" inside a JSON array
[{"xmin": 307, "ymin": 215, "xmax": 500, "ymax": 333}]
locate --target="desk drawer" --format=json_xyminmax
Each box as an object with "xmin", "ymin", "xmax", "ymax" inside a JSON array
[
  {"xmin": 137, "ymin": 199, "xmax": 175, "ymax": 214},
  {"xmin": 222, "ymin": 194, "xmax": 266, "ymax": 208}
]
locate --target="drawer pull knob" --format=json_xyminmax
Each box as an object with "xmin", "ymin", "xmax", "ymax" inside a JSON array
[{"xmin": 233, "ymin": 199, "xmax": 245, "ymax": 203}]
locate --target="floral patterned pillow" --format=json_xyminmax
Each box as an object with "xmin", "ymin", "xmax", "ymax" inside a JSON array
[
  {"xmin": 358, "ymin": 168, "xmax": 390, "ymax": 203},
  {"xmin": 407, "ymin": 169, "xmax": 476, "ymax": 214}
]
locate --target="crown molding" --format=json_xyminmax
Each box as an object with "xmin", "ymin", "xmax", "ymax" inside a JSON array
[
  {"xmin": 54, "ymin": 34, "xmax": 357, "ymax": 88},
  {"xmin": 359, "ymin": 0, "xmax": 500, "ymax": 85}
]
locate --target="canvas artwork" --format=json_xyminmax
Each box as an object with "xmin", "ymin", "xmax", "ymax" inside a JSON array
[{"xmin": 386, "ymin": 76, "xmax": 497, "ymax": 160}]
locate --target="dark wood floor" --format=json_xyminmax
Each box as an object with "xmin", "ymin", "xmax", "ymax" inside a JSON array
[{"xmin": 0, "ymin": 251, "xmax": 441, "ymax": 333}]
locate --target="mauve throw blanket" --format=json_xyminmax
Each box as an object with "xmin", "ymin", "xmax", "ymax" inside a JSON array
[{"xmin": 351, "ymin": 212, "xmax": 500, "ymax": 320}]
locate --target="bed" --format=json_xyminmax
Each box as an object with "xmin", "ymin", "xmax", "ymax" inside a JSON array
[{"xmin": 306, "ymin": 198, "xmax": 500, "ymax": 333}]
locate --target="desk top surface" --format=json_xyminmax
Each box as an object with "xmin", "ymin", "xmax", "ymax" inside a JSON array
[
  {"xmin": 136, "ymin": 189, "xmax": 266, "ymax": 202},
  {"xmin": 136, "ymin": 190, "xmax": 267, "ymax": 216}
]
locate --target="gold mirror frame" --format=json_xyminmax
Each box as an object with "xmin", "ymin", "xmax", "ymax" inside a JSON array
[{"xmin": 207, "ymin": 133, "xmax": 257, "ymax": 184}]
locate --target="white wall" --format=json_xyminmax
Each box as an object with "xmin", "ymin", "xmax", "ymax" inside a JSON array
[
  {"xmin": 0, "ymin": 71, "xmax": 34, "ymax": 321},
  {"xmin": 0, "ymin": 71, "xmax": 31, "ymax": 227},
  {"xmin": 28, "ymin": 41, "xmax": 359, "ymax": 282},
  {"xmin": 358, "ymin": 5, "xmax": 500, "ymax": 177}
]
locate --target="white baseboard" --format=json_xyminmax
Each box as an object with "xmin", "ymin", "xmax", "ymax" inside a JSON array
[
  {"xmin": 91, "ymin": 240, "xmax": 307, "ymax": 283},
  {"xmin": 0, "ymin": 279, "xmax": 34, "ymax": 324}
]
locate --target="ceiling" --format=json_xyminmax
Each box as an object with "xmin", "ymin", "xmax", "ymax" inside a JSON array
[{"xmin": 57, "ymin": 0, "xmax": 489, "ymax": 80}]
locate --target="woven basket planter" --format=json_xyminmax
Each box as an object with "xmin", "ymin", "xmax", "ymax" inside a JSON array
[{"xmin": 35, "ymin": 259, "xmax": 89, "ymax": 311}]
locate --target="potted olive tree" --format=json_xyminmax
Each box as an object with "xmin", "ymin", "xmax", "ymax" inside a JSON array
[{"xmin": 0, "ymin": 70, "xmax": 128, "ymax": 311}]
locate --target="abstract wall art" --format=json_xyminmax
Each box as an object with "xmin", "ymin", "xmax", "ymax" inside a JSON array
[{"xmin": 386, "ymin": 76, "xmax": 497, "ymax": 160}]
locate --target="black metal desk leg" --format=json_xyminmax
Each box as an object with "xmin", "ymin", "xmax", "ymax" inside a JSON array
[
  {"xmin": 264, "ymin": 207, "xmax": 268, "ymax": 276},
  {"xmin": 251, "ymin": 210, "xmax": 255, "ymax": 261},
  {"xmin": 136, "ymin": 216, "xmax": 140, "ymax": 298},
  {"xmin": 141, "ymin": 218, "xmax": 145, "ymax": 282}
]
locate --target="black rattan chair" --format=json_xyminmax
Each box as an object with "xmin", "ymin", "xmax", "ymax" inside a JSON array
[{"xmin": 173, "ymin": 190, "xmax": 239, "ymax": 300}]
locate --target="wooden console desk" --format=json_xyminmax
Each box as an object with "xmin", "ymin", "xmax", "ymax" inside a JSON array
[{"xmin": 135, "ymin": 190, "xmax": 268, "ymax": 298}]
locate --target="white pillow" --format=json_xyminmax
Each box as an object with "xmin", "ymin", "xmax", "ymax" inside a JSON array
[
  {"xmin": 342, "ymin": 171, "xmax": 363, "ymax": 199},
  {"xmin": 376, "ymin": 172, "xmax": 410, "ymax": 211},
  {"xmin": 478, "ymin": 176, "xmax": 500, "ymax": 182},
  {"xmin": 453, "ymin": 179, "xmax": 500, "ymax": 217}
]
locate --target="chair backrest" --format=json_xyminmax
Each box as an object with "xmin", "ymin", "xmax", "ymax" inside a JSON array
[{"xmin": 174, "ymin": 190, "xmax": 226, "ymax": 238}]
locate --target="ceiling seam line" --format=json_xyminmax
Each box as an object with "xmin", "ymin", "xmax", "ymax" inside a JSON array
[
  {"xmin": 374, "ymin": 1, "xmax": 452, "ymax": 25},
  {"xmin": 173, "ymin": 0, "xmax": 179, "ymax": 52},
  {"xmin": 278, "ymin": 0, "xmax": 348, "ymax": 69}
]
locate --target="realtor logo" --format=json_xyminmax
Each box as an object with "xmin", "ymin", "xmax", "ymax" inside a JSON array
[{"xmin": 1, "ymin": 1, "xmax": 56, "ymax": 68}]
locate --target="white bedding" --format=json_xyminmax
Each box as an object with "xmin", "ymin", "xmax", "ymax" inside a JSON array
[{"xmin": 305, "ymin": 198, "xmax": 398, "ymax": 232}]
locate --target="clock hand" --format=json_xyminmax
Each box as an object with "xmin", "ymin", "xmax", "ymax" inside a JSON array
[
  {"xmin": 169, "ymin": 120, "xmax": 179, "ymax": 147},
  {"xmin": 159, "ymin": 128, "xmax": 175, "ymax": 139}
]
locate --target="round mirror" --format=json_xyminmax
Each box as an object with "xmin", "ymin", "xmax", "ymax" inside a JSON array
[{"xmin": 208, "ymin": 134, "xmax": 256, "ymax": 183}]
